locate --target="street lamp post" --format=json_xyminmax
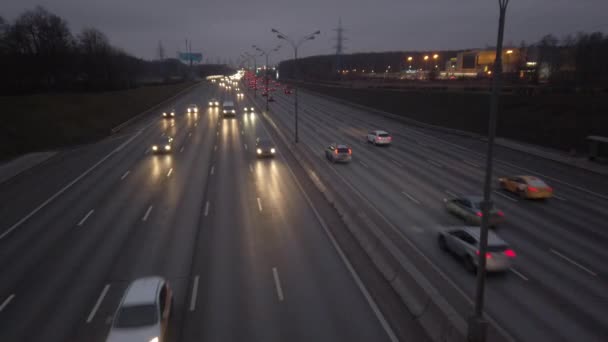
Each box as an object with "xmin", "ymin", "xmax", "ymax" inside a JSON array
[
  {"xmin": 253, "ymin": 45, "xmax": 281, "ymax": 111},
  {"xmin": 271, "ymin": 28, "xmax": 321, "ymax": 143},
  {"xmin": 243, "ymin": 52, "xmax": 263, "ymax": 98},
  {"xmin": 468, "ymin": 1, "xmax": 509, "ymax": 342}
]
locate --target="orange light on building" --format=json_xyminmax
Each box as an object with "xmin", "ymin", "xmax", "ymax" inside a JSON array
[
  {"xmin": 424, "ymin": 55, "xmax": 429, "ymax": 61},
  {"xmin": 407, "ymin": 56, "xmax": 413, "ymax": 62},
  {"xmin": 433, "ymin": 54, "xmax": 439, "ymax": 59},
  {"xmin": 506, "ymin": 50, "xmax": 513, "ymax": 54}
]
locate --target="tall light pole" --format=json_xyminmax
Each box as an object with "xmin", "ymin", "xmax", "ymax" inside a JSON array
[
  {"xmin": 468, "ymin": 1, "xmax": 509, "ymax": 342},
  {"xmin": 242, "ymin": 52, "xmax": 263, "ymax": 97},
  {"xmin": 271, "ymin": 28, "xmax": 321, "ymax": 143},
  {"xmin": 253, "ymin": 44, "xmax": 281, "ymax": 111}
]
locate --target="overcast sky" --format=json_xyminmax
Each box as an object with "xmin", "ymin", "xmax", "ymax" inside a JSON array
[{"xmin": 2, "ymin": 0, "xmax": 607, "ymax": 64}]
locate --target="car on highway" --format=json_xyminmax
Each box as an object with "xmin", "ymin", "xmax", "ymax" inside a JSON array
[
  {"xmin": 222, "ymin": 100, "xmax": 236, "ymax": 117},
  {"xmin": 256, "ymin": 138, "xmax": 276, "ymax": 158},
  {"xmin": 237, "ymin": 92, "xmax": 244, "ymax": 98},
  {"xmin": 261, "ymin": 91, "xmax": 268, "ymax": 97},
  {"xmin": 325, "ymin": 143, "xmax": 352, "ymax": 163},
  {"xmin": 268, "ymin": 95, "xmax": 275, "ymax": 102},
  {"xmin": 498, "ymin": 175, "xmax": 553, "ymax": 199},
  {"xmin": 444, "ymin": 195, "xmax": 505, "ymax": 227},
  {"xmin": 187, "ymin": 104, "xmax": 198, "ymax": 114},
  {"xmin": 105, "ymin": 276, "xmax": 173, "ymax": 342},
  {"xmin": 438, "ymin": 227, "xmax": 516, "ymax": 273},
  {"xmin": 284, "ymin": 88, "xmax": 292, "ymax": 94},
  {"xmin": 152, "ymin": 137, "xmax": 173, "ymax": 154},
  {"xmin": 208, "ymin": 98, "xmax": 219, "ymax": 107},
  {"xmin": 243, "ymin": 106, "xmax": 255, "ymax": 112},
  {"xmin": 161, "ymin": 109, "xmax": 175, "ymax": 118},
  {"xmin": 367, "ymin": 130, "xmax": 392, "ymax": 145}
]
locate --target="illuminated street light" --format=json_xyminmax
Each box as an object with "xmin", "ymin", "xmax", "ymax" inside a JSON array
[
  {"xmin": 407, "ymin": 56, "xmax": 413, "ymax": 61},
  {"xmin": 433, "ymin": 54, "xmax": 439, "ymax": 59},
  {"xmin": 506, "ymin": 49, "xmax": 513, "ymax": 54},
  {"xmin": 424, "ymin": 55, "xmax": 429, "ymax": 61}
]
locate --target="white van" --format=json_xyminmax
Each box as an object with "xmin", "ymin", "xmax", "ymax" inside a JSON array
[{"xmin": 222, "ymin": 101, "xmax": 236, "ymax": 117}]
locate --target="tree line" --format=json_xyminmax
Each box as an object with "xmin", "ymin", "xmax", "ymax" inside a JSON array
[{"xmin": 0, "ymin": 6, "xmax": 193, "ymax": 94}]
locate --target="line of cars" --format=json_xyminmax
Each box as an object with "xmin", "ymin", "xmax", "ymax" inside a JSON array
[{"xmin": 153, "ymin": 104, "xmax": 200, "ymax": 154}]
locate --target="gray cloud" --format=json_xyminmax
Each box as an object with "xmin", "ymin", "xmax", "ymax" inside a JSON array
[{"xmin": 2, "ymin": 0, "xmax": 607, "ymax": 62}]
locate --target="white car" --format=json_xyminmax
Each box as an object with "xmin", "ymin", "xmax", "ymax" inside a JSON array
[
  {"xmin": 222, "ymin": 101, "xmax": 236, "ymax": 117},
  {"xmin": 187, "ymin": 104, "xmax": 198, "ymax": 114},
  {"xmin": 367, "ymin": 130, "xmax": 392, "ymax": 145},
  {"xmin": 105, "ymin": 277, "xmax": 173, "ymax": 342}
]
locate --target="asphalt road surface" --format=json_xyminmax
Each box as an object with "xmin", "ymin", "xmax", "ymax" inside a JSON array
[
  {"xmin": 0, "ymin": 82, "xmax": 396, "ymax": 342},
  {"xmin": 261, "ymin": 85, "xmax": 608, "ymax": 342}
]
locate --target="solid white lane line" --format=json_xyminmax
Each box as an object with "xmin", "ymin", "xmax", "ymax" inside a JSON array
[
  {"xmin": 249, "ymin": 164, "xmax": 254, "ymax": 173},
  {"xmin": 167, "ymin": 168, "xmax": 173, "ymax": 177},
  {"xmin": 272, "ymin": 268, "xmax": 284, "ymax": 301},
  {"xmin": 210, "ymin": 166, "xmax": 215, "ymax": 175},
  {"xmin": 359, "ymin": 160, "xmax": 369, "ymax": 168},
  {"xmin": 510, "ymin": 268, "xmax": 529, "ymax": 281},
  {"xmin": 0, "ymin": 132, "xmax": 141, "ymax": 241},
  {"xmin": 180, "ymin": 146, "xmax": 185, "ymax": 153},
  {"xmin": 0, "ymin": 294, "xmax": 15, "ymax": 312},
  {"xmin": 257, "ymin": 197, "xmax": 263, "ymax": 212},
  {"xmin": 189, "ymin": 276, "xmax": 200, "ymax": 311},
  {"xmin": 401, "ymin": 191, "xmax": 420, "ymax": 205},
  {"xmin": 244, "ymin": 144, "xmax": 248, "ymax": 150},
  {"xmin": 77, "ymin": 210, "xmax": 95, "ymax": 227},
  {"xmin": 257, "ymin": 114, "xmax": 399, "ymax": 342},
  {"xmin": 463, "ymin": 159, "xmax": 481, "ymax": 168},
  {"xmin": 120, "ymin": 170, "xmax": 130, "ymax": 180},
  {"xmin": 550, "ymin": 249, "xmax": 597, "ymax": 276},
  {"xmin": 493, "ymin": 190, "xmax": 518, "ymax": 202},
  {"xmin": 427, "ymin": 159, "xmax": 443, "ymax": 168},
  {"xmin": 204, "ymin": 201, "xmax": 210, "ymax": 216},
  {"xmin": 553, "ymin": 194, "xmax": 566, "ymax": 201},
  {"xmin": 445, "ymin": 190, "xmax": 457, "ymax": 197},
  {"xmin": 391, "ymin": 159, "xmax": 402, "ymax": 167},
  {"xmin": 86, "ymin": 284, "xmax": 110, "ymax": 323},
  {"xmin": 142, "ymin": 206, "xmax": 153, "ymax": 221}
]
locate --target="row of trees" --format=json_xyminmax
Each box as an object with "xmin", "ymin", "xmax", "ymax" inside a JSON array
[{"xmin": 0, "ymin": 6, "xmax": 190, "ymax": 94}]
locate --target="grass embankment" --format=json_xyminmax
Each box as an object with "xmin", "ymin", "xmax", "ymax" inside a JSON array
[
  {"xmin": 0, "ymin": 82, "xmax": 196, "ymax": 161},
  {"xmin": 298, "ymin": 83, "xmax": 608, "ymax": 154}
]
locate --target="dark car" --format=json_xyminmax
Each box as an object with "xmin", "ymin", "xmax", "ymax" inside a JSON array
[
  {"xmin": 256, "ymin": 138, "xmax": 276, "ymax": 157},
  {"xmin": 325, "ymin": 143, "xmax": 352, "ymax": 163},
  {"xmin": 444, "ymin": 195, "xmax": 505, "ymax": 227},
  {"xmin": 151, "ymin": 137, "xmax": 173, "ymax": 154}
]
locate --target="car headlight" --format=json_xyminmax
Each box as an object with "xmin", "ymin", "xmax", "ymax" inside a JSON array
[
  {"xmin": 257, "ymin": 148, "xmax": 262, "ymax": 154},
  {"xmin": 188, "ymin": 108, "xmax": 191, "ymax": 112},
  {"xmin": 171, "ymin": 112, "xmax": 175, "ymax": 116},
  {"xmin": 152, "ymin": 146, "xmax": 158, "ymax": 151},
  {"xmin": 194, "ymin": 108, "xmax": 198, "ymax": 112},
  {"xmin": 163, "ymin": 113, "xmax": 167, "ymax": 117},
  {"xmin": 271, "ymin": 148, "xmax": 276, "ymax": 154},
  {"xmin": 231, "ymin": 110, "xmax": 235, "ymax": 113},
  {"xmin": 215, "ymin": 102, "xmax": 219, "ymax": 105},
  {"xmin": 165, "ymin": 145, "xmax": 171, "ymax": 150},
  {"xmin": 223, "ymin": 110, "xmax": 227, "ymax": 113},
  {"xmin": 149, "ymin": 337, "xmax": 159, "ymax": 342},
  {"xmin": 250, "ymin": 107, "xmax": 254, "ymax": 111},
  {"xmin": 209, "ymin": 102, "xmax": 213, "ymax": 106}
]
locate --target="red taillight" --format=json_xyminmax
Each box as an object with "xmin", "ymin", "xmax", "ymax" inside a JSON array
[
  {"xmin": 504, "ymin": 249, "xmax": 516, "ymax": 258},
  {"xmin": 528, "ymin": 186, "xmax": 538, "ymax": 192},
  {"xmin": 388, "ymin": 136, "xmax": 392, "ymax": 141},
  {"xmin": 476, "ymin": 211, "xmax": 483, "ymax": 217},
  {"xmin": 348, "ymin": 148, "xmax": 352, "ymax": 155},
  {"xmin": 497, "ymin": 211, "xmax": 504, "ymax": 217},
  {"xmin": 334, "ymin": 149, "xmax": 339, "ymax": 155},
  {"xmin": 475, "ymin": 250, "xmax": 492, "ymax": 258},
  {"xmin": 547, "ymin": 187, "xmax": 553, "ymax": 192}
]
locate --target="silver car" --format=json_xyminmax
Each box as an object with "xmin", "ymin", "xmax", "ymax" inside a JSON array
[
  {"xmin": 438, "ymin": 227, "xmax": 516, "ymax": 273},
  {"xmin": 325, "ymin": 143, "xmax": 352, "ymax": 163},
  {"xmin": 106, "ymin": 277, "xmax": 173, "ymax": 342},
  {"xmin": 367, "ymin": 130, "xmax": 392, "ymax": 145},
  {"xmin": 444, "ymin": 195, "xmax": 505, "ymax": 227}
]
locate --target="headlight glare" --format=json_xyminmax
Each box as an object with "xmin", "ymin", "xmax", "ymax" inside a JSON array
[{"xmin": 256, "ymin": 148, "xmax": 262, "ymax": 154}]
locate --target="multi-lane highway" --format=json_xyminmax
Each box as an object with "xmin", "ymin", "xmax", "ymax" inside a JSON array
[
  {"xmin": 0, "ymin": 82, "xmax": 404, "ymax": 342},
  {"xmin": 261, "ymin": 84, "xmax": 608, "ymax": 342}
]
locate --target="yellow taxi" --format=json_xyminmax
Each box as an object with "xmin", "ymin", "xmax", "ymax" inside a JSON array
[{"xmin": 498, "ymin": 175, "xmax": 553, "ymax": 199}]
